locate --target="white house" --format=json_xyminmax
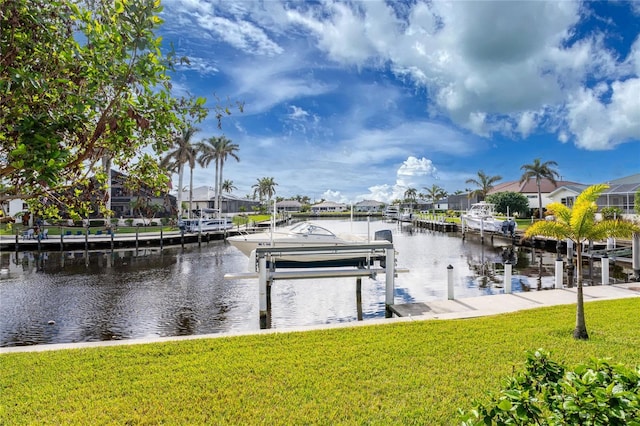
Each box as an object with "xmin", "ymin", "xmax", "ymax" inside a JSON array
[
  {"xmin": 489, "ymin": 178, "xmax": 585, "ymax": 212},
  {"xmin": 598, "ymin": 173, "xmax": 640, "ymax": 216},
  {"xmin": 310, "ymin": 201, "xmax": 347, "ymax": 214},
  {"xmin": 354, "ymin": 200, "xmax": 384, "ymax": 212},
  {"xmin": 276, "ymin": 200, "xmax": 302, "ymax": 213}
]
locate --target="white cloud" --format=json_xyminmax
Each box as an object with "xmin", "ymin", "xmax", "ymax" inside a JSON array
[{"xmin": 566, "ymin": 78, "xmax": 640, "ymax": 150}]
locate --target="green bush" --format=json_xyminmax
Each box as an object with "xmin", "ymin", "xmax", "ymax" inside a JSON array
[
  {"xmin": 601, "ymin": 206, "xmax": 623, "ymax": 220},
  {"xmin": 460, "ymin": 349, "xmax": 640, "ymax": 425}
]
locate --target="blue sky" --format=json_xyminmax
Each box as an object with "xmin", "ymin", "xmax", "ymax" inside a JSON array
[{"xmin": 158, "ymin": 0, "xmax": 640, "ymax": 203}]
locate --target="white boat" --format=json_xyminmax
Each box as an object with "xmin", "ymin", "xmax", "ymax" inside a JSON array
[
  {"xmin": 384, "ymin": 205, "xmax": 399, "ymax": 220},
  {"xmin": 183, "ymin": 217, "xmax": 233, "ymax": 232},
  {"xmin": 461, "ymin": 202, "xmax": 516, "ymax": 235},
  {"xmin": 227, "ymin": 222, "xmax": 392, "ymax": 269},
  {"xmin": 399, "ymin": 208, "xmax": 414, "ymax": 222}
]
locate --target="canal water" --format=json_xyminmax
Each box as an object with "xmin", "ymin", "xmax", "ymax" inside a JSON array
[{"xmin": 0, "ymin": 218, "xmax": 629, "ymax": 347}]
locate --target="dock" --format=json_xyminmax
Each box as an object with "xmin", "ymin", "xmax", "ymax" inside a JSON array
[{"xmin": 389, "ymin": 283, "xmax": 640, "ymax": 320}]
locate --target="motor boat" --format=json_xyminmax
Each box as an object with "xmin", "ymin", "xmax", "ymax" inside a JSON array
[
  {"xmin": 181, "ymin": 217, "xmax": 233, "ymax": 233},
  {"xmin": 179, "ymin": 208, "xmax": 234, "ymax": 233},
  {"xmin": 383, "ymin": 205, "xmax": 399, "ymax": 220},
  {"xmin": 227, "ymin": 221, "xmax": 393, "ymax": 269},
  {"xmin": 461, "ymin": 202, "xmax": 516, "ymax": 235}
]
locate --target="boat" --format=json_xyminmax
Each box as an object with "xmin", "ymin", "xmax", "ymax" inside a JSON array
[
  {"xmin": 461, "ymin": 202, "xmax": 516, "ymax": 235},
  {"xmin": 399, "ymin": 208, "xmax": 414, "ymax": 222},
  {"xmin": 383, "ymin": 205, "xmax": 399, "ymax": 220},
  {"xmin": 179, "ymin": 209, "xmax": 234, "ymax": 233},
  {"xmin": 227, "ymin": 221, "xmax": 393, "ymax": 269},
  {"xmin": 181, "ymin": 217, "xmax": 233, "ymax": 233}
]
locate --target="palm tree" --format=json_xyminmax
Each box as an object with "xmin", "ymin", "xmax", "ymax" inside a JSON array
[
  {"xmin": 196, "ymin": 136, "xmax": 239, "ymax": 216},
  {"xmin": 160, "ymin": 126, "xmax": 199, "ymax": 219},
  {"xmin": 195, "ymin": 137, "xmax": 217, "ymax": 209},
  {"xmin": 465, "ymin": 170, "xmax": 502, "ymax": 201},
  {"xmin": 252, "ymin": 177, "xmax": 278, "ymax": 201},
  {"xmin": 221, "ymin": 179, "xmax": 236, "ymax": 194},
  {"xmin": 520, "ymin": 158, "xmax": 560, "ymax": 219},
  {"xmin": 214, "ymin": 136, "xmax": 239, "ymax": 216},
  {"xmin": 186, "ymin": 146, "xmax": 198, "ymax": 218},
  {"xmin": 524, "ymin": 184, "xmax": 639, "ymax": 340},
  {"xmin": 424, "ymin": 184, "xmax": 447, "ymax": 215}
]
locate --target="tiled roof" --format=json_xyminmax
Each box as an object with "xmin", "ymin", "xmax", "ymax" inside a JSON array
[{"xmin": 489, "ymin": 179, "xmax": 584, "ymax": 194}]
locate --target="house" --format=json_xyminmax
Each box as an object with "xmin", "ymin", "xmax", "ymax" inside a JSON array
[
  {"xmin": 109, "ymin": 170, "xmax": 175, "ymax": 218},
  {"xmin": 176, "ymin": 186, "xmax": 260, "ymax": 215},
  {"xmin": 547, "ymin": 184, "xmax": 589, "ymax": 208},
  {"xmin": 310, "ymin": 201, "xmax": 347, "ymax": 214},
  {"xmin": 446, "ymin": 193, "xmax": 481, "ymax": 212},
  {"xmin": 354, "ymin": 200, "xmax": 384, "ymax": 213},
  {"xmin": 276, "ymin": 200, "xmax": 302, "ymax": 213},
  {"xmin": 488, "ymin": 178, "xmax": 584, "ymax": 212},
  {"xmin": 597, "ymin": 173, "xmax": 640, "ymax": 215}
]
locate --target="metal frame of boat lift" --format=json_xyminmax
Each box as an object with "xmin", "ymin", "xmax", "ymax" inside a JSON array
[{"xmin": 224, "ymin": 242, "xmax": 409, "ymax": 325}]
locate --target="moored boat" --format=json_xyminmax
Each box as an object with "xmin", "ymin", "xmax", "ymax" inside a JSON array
[
  {"xmin": 461, "ymin": 202, "xmax": 516, "ymax": 235},
  {"xmin": 227, "ymin": 221, "xmax": 393, "ymax": 269}
]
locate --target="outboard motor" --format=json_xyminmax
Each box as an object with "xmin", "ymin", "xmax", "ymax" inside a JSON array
[
  {"xmin": 374, "ymin": 229, "xmax": 393, "ymax": 243},
  {"xmin": 374, "ymin": 230, "xmax": 393, "ymax": 268}
]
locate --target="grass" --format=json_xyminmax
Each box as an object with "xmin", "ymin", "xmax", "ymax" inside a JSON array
[{"xmin": 2, "ymin": 298, "xmax": 639, "ymax": 424}]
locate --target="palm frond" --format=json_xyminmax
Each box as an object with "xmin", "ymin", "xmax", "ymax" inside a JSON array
[
  {"xmin": 545, "ymin": 202, "xmax": 571, "ymax": 224},
  {"xmin": 524, "ymin": 221, "xmax": 571, "ymax": 241}
]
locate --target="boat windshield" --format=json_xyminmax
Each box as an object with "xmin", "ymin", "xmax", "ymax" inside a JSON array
[{"xmin": 289, "ymin": 222, "xmax": 336, "ymax": 237}]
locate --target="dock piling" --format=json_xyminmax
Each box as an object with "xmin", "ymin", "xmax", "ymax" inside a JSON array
[
  {"xmin": 555, "ymin": 255, "xmax": 563, "ymax": 289},
  {"xmin": 447, "ymin": 264, "xmax": 454, "ymax": 300},
  {"xmin": 601, "ymin": 253, "xmax": 609, "ymax": 285}
]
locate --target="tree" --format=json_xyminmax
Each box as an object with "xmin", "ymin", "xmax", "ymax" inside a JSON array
[
  {"xmin": 465, "ymin": 171, "xmax": 502, "ymax": 201},
  {"xmin": 423, "ymin": 184, "xmax": 447, "ymax": 215},
  {"xmin": 403, "ymin": 188, "xmax": 417, "ymax": 209},
  {"xmin": 214, "ymin": 137, "xmax": 239, "ymax": 216},
  {"xmin": 196, "ymin": 136, "xmax": 239, "ymax": 215},
  {"xmin": 485, "ymin": 192, "xmax": 529, "ymax": 217},
  {"xmin": 252, "ymin": 177, "xmax": 278, "ymax": 203},
  {"xmin": 524, "ymin": 184, "xmax": 639, "ymax": 339},
  {"xmin": 520, "ymin": 158, "xmax": 560, "ymax": 219},
  {"xmin": 0, "ymin": 0, "xmax": 217, "ymax": 220},
  {"xmin": 160, "ymin": 127, "xmax": 199, "ymax": 219},
  {"xmin": 221, "ymin": 180, "xmax": 237, "ymax": 194}
]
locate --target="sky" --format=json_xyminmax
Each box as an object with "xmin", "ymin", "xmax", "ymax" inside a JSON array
[{"xmin": 157, "ymin": 0, "xmax": 640, "ymax": 204}]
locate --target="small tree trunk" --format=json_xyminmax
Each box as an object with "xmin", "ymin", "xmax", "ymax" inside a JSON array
[
  {"xmin": 573, "ymin": 243, "xmax": 589, "ymax": 340},
  {"xmin": 537, "ymin": 180, "xmax": 544, "ymax": 220}
]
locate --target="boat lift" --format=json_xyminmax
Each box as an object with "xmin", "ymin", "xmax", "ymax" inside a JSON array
[{"xmin": 224, "ymin": 242, "xmax": 409, "ymax": 328}]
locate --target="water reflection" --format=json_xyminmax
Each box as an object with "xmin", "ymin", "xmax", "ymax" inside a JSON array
[{"xmin": 0, "ymin": 218, "xmax": 633, "ymax": 347}]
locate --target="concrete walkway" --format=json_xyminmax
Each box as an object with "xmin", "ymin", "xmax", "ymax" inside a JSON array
[{"xmin": 1, "ymin": 283, "xmax": 638, "ymax": 354}]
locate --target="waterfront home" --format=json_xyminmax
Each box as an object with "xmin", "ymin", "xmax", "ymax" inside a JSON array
[
  {"xmin": 310, "ymin": 201, "xmax": 348, "ymax": 214},
  {"xmin": 276, "ymin": 200, "xmax": 303, "ymax": 213},
  {"xmin": 354, "ymin": 200, "xmax": 385, "ymax": 213},
  {"xmin": 488, "ymin": 178, "xmax": 584, "ymax": 214}
]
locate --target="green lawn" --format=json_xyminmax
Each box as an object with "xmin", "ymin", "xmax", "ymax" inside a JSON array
[{"xmin": 2, "ymin": 298, "xmax": 639, "ymax": 424}]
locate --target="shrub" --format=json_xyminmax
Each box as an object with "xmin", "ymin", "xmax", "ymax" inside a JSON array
[
  {"xmin": 601, "ymin": 206, "xmax": 623, "ymax": 220},
  {"xmin": 459, "ymin": 349, "xmax": 640, "ymax": 425}
]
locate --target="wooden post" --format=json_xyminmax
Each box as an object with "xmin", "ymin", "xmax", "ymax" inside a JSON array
[{"xmin": 447, "ymin": 264, "xmax": 454, "ymax": 300}]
